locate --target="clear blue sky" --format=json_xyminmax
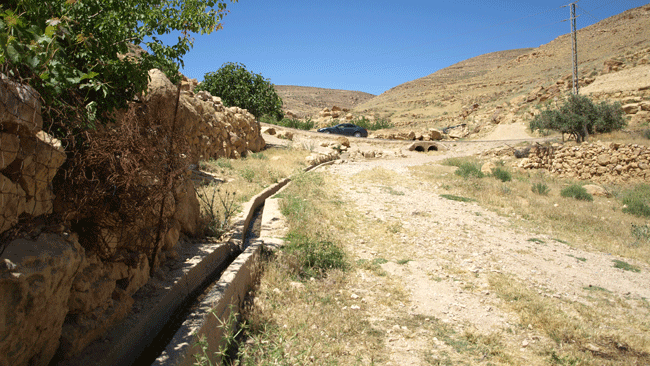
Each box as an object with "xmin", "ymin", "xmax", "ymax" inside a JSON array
[{"xmin": 168, "ymin": 0, "xmax": 649, "ymax": 95}]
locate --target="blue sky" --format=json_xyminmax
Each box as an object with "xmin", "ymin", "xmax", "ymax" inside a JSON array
[{"xmin": 169, "ymin": 0, "xmax": 649, "ymax": 95}]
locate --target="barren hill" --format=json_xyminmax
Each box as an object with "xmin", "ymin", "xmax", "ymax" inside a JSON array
[
  {"xmin": 352, "ymin": 4, "xmax": 650, "ymax": 130},
  {"xmin": 275, "ymin": 85, "xmax": 375, "ymax": 118}
]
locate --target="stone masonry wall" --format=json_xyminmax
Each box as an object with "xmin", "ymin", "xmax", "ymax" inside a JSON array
[{"xmin": 517, "ymin": 141, "xmax": 650, "ymax": 183}]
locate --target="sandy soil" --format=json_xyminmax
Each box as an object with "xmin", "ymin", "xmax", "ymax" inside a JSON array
[{"xmin": 319, "ymin": 148, "xmax": 650, "ymax": 364}]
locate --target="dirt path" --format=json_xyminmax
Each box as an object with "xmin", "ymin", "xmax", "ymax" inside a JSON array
[{"xmin": 317, "ymin": 148, "xmax": 650, "ymax": 365}]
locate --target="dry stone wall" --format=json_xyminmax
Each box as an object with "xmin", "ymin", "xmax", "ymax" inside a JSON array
[
  {"xmin": 517, "ymin": 141, "xmax": 650, "ymax": 183},
  {"xmin": 0, "ymin": 70, "xmax": 268, "ymax": 366},
  {"xmin": 0, "ymin": 74, "xmax": 66, "ymax": 235},
  {"xmin": 146, "ymin": 69, "xmax": 265, "ymax": 163}
]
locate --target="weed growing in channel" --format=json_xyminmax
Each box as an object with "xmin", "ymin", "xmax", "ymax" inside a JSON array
[
  {"xmin": 195, "ymin": 186, "xmax": 237, "ymax": 238},
  {"xmin": 560, "ymin": 184, "xmax": 593, "ymax": 201},
  {"xmin": 193, "ymin": 306, "xmax": 245, "ymax": 366}
]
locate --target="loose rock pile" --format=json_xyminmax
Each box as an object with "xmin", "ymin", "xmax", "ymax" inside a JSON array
[{"xmin": 517, "ymin": 141, "xmax": 650, "ymax": 183}]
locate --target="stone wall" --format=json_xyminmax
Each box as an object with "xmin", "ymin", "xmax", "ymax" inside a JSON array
[
  {"xmin": 517, "ymin": 141, "xmax": 650, "ymax": 183},
  {"xmin": 146, "ymin": 69, "xmax": 265, "ymax": 163},
  {"xmin": 0, "ymin": 70, "xmax": 268, "ymax": 366},
  {"xmin": 0, "ymin": 74, "xmax": 66, "ymax": 235}
]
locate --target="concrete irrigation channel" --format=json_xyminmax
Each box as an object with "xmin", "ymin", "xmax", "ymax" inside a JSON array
[{"xmin": 61, "ymin": 160, "xmax": 336, "ymax": 366}]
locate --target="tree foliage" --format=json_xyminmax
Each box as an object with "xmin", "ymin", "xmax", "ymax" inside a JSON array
[
  {"xmin": 196, "ymin": 62, "xmax": 283, "ymax": 120},
  {"xmin": 529, "ymin": 94, "xmax": 626, "ymax": 143},
  {"xmin": 0, "ymin": 0, "xmax": 236, "ymax": 132}
]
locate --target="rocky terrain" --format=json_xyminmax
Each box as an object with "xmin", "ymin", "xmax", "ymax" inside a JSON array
[{"xmin": 274, "ymin": 85, "xmax": 375, "ymax": 119}]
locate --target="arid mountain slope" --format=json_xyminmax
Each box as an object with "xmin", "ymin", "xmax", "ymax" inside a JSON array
[
  {"xmin": 275, "ymin": 85, "xmax": 375, "ymax": 118},
  {"xmin": 353, "ymin": 4, "xmax": 650, "ymax": 128}
]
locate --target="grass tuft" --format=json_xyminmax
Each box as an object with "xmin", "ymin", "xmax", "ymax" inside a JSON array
[
  {"xmin": 440, "ymin": 194, "xmax": 476, "ymax": 203},
  {"xmin": 532, "ymin": 182, "xmax": 550, "ymax": 195},
  {"xmin": 621, "ymin": 184, "xmax": 650, "ymax": 218}
]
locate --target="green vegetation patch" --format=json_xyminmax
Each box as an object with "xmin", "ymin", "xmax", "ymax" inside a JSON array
[
  {"xmin": 621, "ymin": 184, "xmax": 650, "ymax": 218},
  {"xmin": 560, "ymin": 184, "xmax": 594, "ymax": 201},
  {"xmin": 612, "ymin": 259, "xmax": 641, "ymax": 273},
  {"xmin": 441, "ymin": 194, "xmax": 476, "ymax": 203}
]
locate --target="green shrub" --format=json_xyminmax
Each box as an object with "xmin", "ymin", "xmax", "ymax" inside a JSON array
[
  {"xmin": 560, "ymin": 184, "xmax": 593, "ymax": 201},
  {"xmin": 532, "ymin": 182, "xmax": 550, "ymax": 195},
  {"xmin": 455, "ymin": 162, "xmax": 485, "ymax": 179},
  {"xmin": 621, "ymin": 185, "xmax": 650, "ymax": 218},
  {"xmin": 350, "ymin": 116, "xmax": 394, "ymax": 131},
  {"xmin": 260, "ymin": 116, "xmax": 315, "ymax": 130},
  {"xmin": 492, "ymin": 167, "xmax": 512, "ymax": 182},
  {"xmin": 529, "ymin": 94, "xmax": 626, "ymax": 142},
  {"xmin": 284, "ymin": 233, "xmax": 347, "ymax": 278},
  {"xmin": 196, "ymin": 62, "xmax": 283, "ymax": 120},
  {"xmin": 1, "ymin": 0, "xmax": 235, "ymax": 133}
]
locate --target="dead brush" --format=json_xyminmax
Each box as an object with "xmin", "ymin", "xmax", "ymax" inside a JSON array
[{"xmin": 55, "ymin": 100, "xmax": 190, "ymax": 271}]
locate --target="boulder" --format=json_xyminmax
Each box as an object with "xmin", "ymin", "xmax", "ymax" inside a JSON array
[
  {"xmin": 173, "ymin": 180, "xmax": 200, "ymax": 235},
  {"xmin": 622, "ymin": 103, "xmax": 640, "ymax": 114},
  {"xmin": 583, "ymin": 184, "xmax": 610, "ymax": 197},
  {"xmin": 0, "ymin": 232, "xmax": 85, "ymax": 366},
  {"xmin": 336, "ymin": 136, "xmax": 350, "ymax": 147},
  {"xmin": 429, "ymin": 129, "xmax": 443, "ymax": 140},
  {"xmin": 262, "ymin": 127, "xmax": 277, "ymax": 135},
  {"xmin": 481, "ymin": 162, "xmax": 496, "ymax": 175}
]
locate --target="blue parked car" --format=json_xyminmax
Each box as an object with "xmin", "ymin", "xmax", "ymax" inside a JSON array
[{"xmin": 317, "ymin": 123, "xmax": 368, "ymax": 138}]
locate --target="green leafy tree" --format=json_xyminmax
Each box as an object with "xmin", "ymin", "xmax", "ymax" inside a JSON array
[
  {"xmin": 196, "ymin": 62, "xmax": 283, "ymax": 120},
  {"xmin": 529, "ymin": 94, "xmax": 625, "ymax": 143},
  {"xmin": 0, "ymin": 0, "xmax": 237, "ymax": 131}
]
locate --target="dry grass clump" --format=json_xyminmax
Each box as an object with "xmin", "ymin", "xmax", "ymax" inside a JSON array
[
  {"xmin": 489, "ymin": 273, "xmax": 650, "ymax": 365},
  {"xmin": 200, "ymin": 147, "xmax": 310, "ymax": 205},
  {"xmin": 410, "ymin": 159, "xmax": 650, "ymax": 265}
]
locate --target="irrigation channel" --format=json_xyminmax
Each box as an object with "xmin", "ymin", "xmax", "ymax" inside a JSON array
[{"xmin": 133, "ymin": 204, "xmax": 265, "ymax": 365}]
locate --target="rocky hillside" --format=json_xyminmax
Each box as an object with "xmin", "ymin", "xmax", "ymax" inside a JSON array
[
  {"xmin": 351, "ymin": 4, "xmax": 650, "ymax": 131},
  {"xmin": 274, "ymin": 85, "xmax": 375, "ymax": 118}
]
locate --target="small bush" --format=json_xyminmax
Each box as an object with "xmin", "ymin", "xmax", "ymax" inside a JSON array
[
  {"xmin": 621, "ymin": 184, "xmax": 650, "ymax": 218},
  {"xmin": 532, "ymin": 182, "xmax": 550, "ymax": 195},
  {"xmin": 455, "ymin": 162, "xmax": 485, "ymax": 179},
  {"xmin": 350, "ymin": 116, "xmax": 394, "ymax": 131},
  {"xmin": 560, "ymin": 184, "xmax": 593, "ymax": 201},
  {"xmin": 492, "ymin": 168, "xmax": 512, "ymax": 182}
]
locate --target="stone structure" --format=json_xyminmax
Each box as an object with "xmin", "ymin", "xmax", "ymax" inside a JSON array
[
  {"xmin": 0, "ymin": 70, "xmax": 268, "ymax": 366},
  {"xmin": 146, "ymin": 70, "xmax": 265, "ymax": 162},
  {"xmin": 517, "ymin": 141, "xmax": 650, "ymax": 183},
  {"xmin": 0, "ymin": 75, "xmax": 67, "ymax": 234}
]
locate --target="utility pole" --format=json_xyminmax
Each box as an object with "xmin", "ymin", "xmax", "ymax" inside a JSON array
[{"xmin": 569, "ymin": 2, "xmax": 579, "ymax": 94}]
